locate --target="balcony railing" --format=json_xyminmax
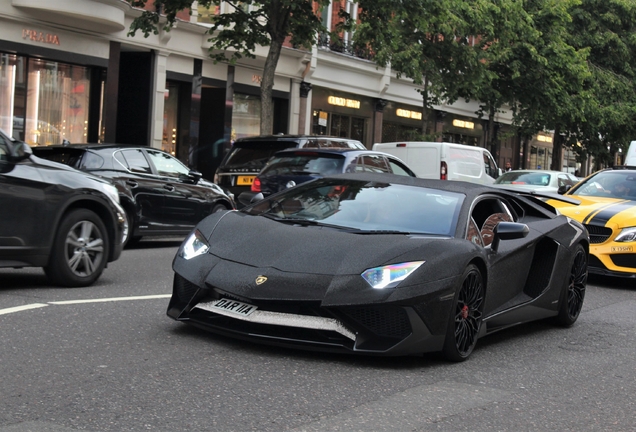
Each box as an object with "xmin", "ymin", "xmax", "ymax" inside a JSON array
[{"xmin": 317, "ymin": 33, "xmax": 374, "ymax": 61}]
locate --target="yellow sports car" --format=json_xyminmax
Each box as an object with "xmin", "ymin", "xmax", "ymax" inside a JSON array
[{"xmin": 548, "ymin": 167, "xmax": 636, "ymax": 278}]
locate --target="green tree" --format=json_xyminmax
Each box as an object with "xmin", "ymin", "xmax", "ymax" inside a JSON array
[
  {"xmin": 128, "ymin": 0, "xmax": 333, "ymax": 136},
  {"xmin": 354, "ymin": 0, "xmax": 492, "ymax": 138},
  {"xmin": 456, "ymin": 0, "xmax": 591, "ymax": 173},
  {"xmin": 567, "ymin": 0, "xmax": 636, "ymax": 170}
]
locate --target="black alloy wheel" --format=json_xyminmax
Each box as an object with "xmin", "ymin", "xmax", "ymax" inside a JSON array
[
  {"xmin": 555, "ymin": 244, "xmax": 587, "ymax": 327},
  {"xmin": 442, "ymin": 264, "xmax": 484, "ymax": 362},
  {"xmin": 44, "ymin": 208, "xmax": 109, "ymax": 287}
]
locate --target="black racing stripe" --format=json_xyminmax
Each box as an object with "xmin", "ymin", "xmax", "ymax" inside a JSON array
[
  {"xmin": 587, "ymin": 200, "xmax": 632, "ymax": 226},
  {"xmin": 581, "ymin": 201, "xmax": 619, "ymax": 224}
]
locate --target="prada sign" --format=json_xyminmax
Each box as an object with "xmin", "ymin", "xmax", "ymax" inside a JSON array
[{"xmin": 22, "ymin": 29, "xmax": 60, "ymax": 45}]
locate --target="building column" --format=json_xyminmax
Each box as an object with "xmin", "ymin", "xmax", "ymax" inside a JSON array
[
  {"xmin": 149, "ymin": 50, "xmax": 169, "ymax": 149},
  {"xmin": 373, "ymin": 98, "xmax": 387, "ymax": 147},
  {"xmin": 103, "ymin": 41, "xmax": 120, "ymax": 143},
  {"xmin": 188, "ymin": 59, "xmax": 202, "ymax": 169},
  {"xmin": 224, "ymin": 65, "xmax": 235, "ymax": 144},
  {"xmin": 298, "ymin": 81, "xmax": 312, "ymax": 135}
]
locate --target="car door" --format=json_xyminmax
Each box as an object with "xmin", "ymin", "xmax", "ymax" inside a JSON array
[
  {"xmin": 0, "ymin": 137, "xmax": 49, "ymax": 260},
  {"xmin": 144, "ymin": 149, "xmax": 206, "ymax": 227},
  {"xmin": 469, "ymin": 196, "xmax": 537, "ymax": 315},
  {"xmin": 113, "ymin": 149, "xmax": 168, "ymax": 232}
]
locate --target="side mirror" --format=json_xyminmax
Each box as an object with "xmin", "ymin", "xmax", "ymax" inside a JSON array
[
  {"xmin": 491, "ymin": 222, "xmax": 529, "ymax": 253},
  {"xmin": 180, "ymin": 170, "xmax": 203, "ymax": 184},
  {"xmin": 9, "ymin": 141, "xmax": 32, "ymax": 162},
  {"xmin": 238, "ymin": 191, "xmax": 264, "ymax": 207},
  {"xmin": 557, "ymin": 184, "xmax": 572, "ymax": 195},
  {"xmin": 188, "ymin": 170, "xmax": 203, "ymax": 183}
]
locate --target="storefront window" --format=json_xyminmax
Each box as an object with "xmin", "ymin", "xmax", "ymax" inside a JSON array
[
  {"xmin": 530, "ymin": 145, "xmax": 552, "ymax": 169},
  {"xmin": 232, "ymin": 93, "xmax": 260, "ymax": 139},
  {"xmin": 26, "ymin": 59, "xmax": 90, "ymax": 146},
  {"xmin": 163, "ymin": 81, "xmax": 179, "ymax": 155},
  {"xmin": 0, "ymin": 54, "xmax": 26, "ymax": 140}
]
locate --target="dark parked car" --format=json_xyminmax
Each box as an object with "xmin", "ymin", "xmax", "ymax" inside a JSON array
[
  {"xmin": 247, "ymin": 148, "xmax": 417, "ymax": 199},
  {"xmin": 214, "ymin": 135, "xmax": 366, "ymax": 205},
  {"xmin": 169, "ymin": 173, "xmax": 588, "ymax": 361},
  {"xmin": 32, "ymin": 144, "xmax": 235, "ymax": 246},
  {"xmin": 0, "ymin": 130, "xmax": 125, "ymax": 287}
]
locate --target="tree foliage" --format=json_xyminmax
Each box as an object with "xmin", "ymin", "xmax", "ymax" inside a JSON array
[
  {"xmin": 354, "ymin": 0, "xmax": 492, "ymax": 137},
  {"xmin": 567, "ymin": 0, "xmax": 636, "ymax": 169}
]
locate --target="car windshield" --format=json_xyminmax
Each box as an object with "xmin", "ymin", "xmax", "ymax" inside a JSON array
[
  {"xmin": 495, "ymin": 172, "xmax": 552, "ymax": 186},
  {"xmin": 568, "ymin": 171, "xmax": 636, "ymax": 200},
  {"xmin": 261, "ymin": 154, "xmax": 345, "ymax": 176},
  {"xmin": 243, "ymin": 178, "xmax": 464, "ymax": 236},
  {"xmin": 223, "ymin": 141, "xmax": 297, "ymax": 168}
]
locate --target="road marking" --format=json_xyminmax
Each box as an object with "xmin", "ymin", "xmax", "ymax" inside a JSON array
[
  {"xmin": 0, "ymin": 303, "xmax": 49, "ymax": 316},
  {"xmin": 0, "ymin": 294, "xmax": 171, "ymax": 316},
  {"xmin": 50, "ymin": 294, "xmax": 171, "ymax": 305}
]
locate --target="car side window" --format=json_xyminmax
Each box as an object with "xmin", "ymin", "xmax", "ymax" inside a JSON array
[
  {"xmin": 483, "ymin": 152, "xmax": 498, "ymax": 179},
  {"xmin": 387, "ymin": 157, "xmax": 416, "ymax": 177},
  {"xmin": 118, "ymin": 149, "xmax": 152, "ymax": 174},
  {"xmin": 470, "ymin": 197, "xmax": 515, "ymax": 247},
  {"xmin": 146, "ymin": 149, "xmax": 190, "ymax": 178},
  {"xmin": 0, "ymin": 139, "xmax": 7, "ymax": 162},
  {"xmin": 361, "ymin": 155, "xmax": 390, "ymax": 173},
  {"xmin": 80, "ymin": 151, "xmax": 104, "ymax": 170}
]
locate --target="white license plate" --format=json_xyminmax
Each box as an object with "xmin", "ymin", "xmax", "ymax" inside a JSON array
[
  {"xmin": 210, "ymin": 298, "xmax": 257, "ymax": 317},
  {"xmin": 611, "ymin": 246, "xmax": 633, "ymax": 253}
]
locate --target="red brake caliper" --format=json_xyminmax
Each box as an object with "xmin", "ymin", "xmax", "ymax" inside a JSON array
[{"xmin": 461, "ymin": 305, "xmax": 469, "ymax": 319}]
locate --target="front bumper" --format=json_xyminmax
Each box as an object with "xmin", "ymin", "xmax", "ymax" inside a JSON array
[
  {"xmin": 589, "ymin": 243, "xmax": 636, "ymax": 278},
  {"xmin": 167, "ymin": 273, "xmax": 447, "ymax": 356}
]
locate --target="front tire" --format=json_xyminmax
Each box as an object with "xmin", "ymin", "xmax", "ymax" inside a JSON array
[
  {"xmin": 555, "ymin": 244, "xmax": 587, "ymax": 327},
  {"xmin": 44, "ymin": 209, "xmax": 109, "ymax": 287},
  {"xmin": 442, "ymin": 264, "xmax": 484, "ymax": 362}
]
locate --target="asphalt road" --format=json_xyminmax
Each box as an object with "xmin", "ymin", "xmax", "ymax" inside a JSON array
[{"xmin": 1, "ymin": 239, "xmax": 635, "ymax": 432}]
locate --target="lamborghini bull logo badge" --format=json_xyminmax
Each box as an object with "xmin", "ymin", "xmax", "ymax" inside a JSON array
[{"xmin": 255, "ymin": 276, "xmax": 267, "ymax": 285}]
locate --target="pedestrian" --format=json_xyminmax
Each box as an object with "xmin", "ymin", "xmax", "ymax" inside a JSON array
[{"xmin": 505, "ymin": 161, "xmax": 512, "ymax": 172}]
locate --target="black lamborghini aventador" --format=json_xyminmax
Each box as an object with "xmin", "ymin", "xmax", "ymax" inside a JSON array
[{"xmin": 168, "ymin": 173, "xmax": 589, "ymax": 361}]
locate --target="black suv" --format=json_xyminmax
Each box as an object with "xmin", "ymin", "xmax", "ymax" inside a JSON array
[
  {"xmin": 214, "ymin": 135, "xmax": 366, "ymax": 206},
  {"xmin": 249, "ymin": 148, "xmax": 417, "ymax": 199},
  {"xmin": 0, "ymin": 130, "xmax": 125, "ymax": 287},
  {"xmin": 33, "ymin": 144, "xmax": 235, "ymax": 246}
]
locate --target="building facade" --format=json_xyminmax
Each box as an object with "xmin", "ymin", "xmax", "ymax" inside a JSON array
[{"xmin": 0, "ymin": 0, "xmax": 555, "ymax": 180}]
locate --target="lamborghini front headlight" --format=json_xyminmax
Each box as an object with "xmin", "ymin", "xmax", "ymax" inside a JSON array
[
  {"xmin": 180, "ymin": 230, "xmax": 210, "ymax": 260},
  {"xmin": 361, "ymin": 261, "xmax": 425, "ymax": 289}
]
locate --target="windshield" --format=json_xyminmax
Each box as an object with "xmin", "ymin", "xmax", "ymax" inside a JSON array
[
  {"xmin": 261, "ymin": 154, "xmax": 345, "ymax": 176},
  {"xmin": 569, "ymin": 171, "xmax": 636, "ymax": 200},
  {"xmin": 495, "ymin": 171, "xmax": 552, "ymax": 186},
  {"xmin": 243, "ymin": 178, "xmax": 464, "ymax": 236},
  {"xmin": 223, "ymin": 141, "xmax": 297, "ymax": 169}
]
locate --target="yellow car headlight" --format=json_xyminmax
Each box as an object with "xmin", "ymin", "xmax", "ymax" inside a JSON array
[{"xmin": 615, "ymin": 227, "xmax": 636, "ymax": 243}]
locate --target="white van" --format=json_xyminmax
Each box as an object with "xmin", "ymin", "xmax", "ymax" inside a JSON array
[
  {"xmin": 625, "ymin": 141, "xmax": 636, "ymax": 166},
  {"xmin": 372, "ymin": 141, "xmax": 501, "ymax": 184}
]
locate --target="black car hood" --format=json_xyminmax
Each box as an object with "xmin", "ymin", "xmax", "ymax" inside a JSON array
[
  {"xmin": 30, "ymin": 154, "xmax": 113, "ymax": 185},
  {"xmin": 204, "ymin": 211, "xmax": 449, "ymax": 275}
]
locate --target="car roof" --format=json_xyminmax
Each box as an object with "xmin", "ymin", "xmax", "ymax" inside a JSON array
[
  {"xmin": 234, "ymin": 135, "xmax": 356, "ymax": 142},
  {"xmin": 34, "ymin": 143, "xmax": 148, "ymax": 151},
  {"xmin": 272, "ymin": 148, "xmax": 386, "ymax": 156}
]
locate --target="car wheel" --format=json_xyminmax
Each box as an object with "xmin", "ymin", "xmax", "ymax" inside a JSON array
[
  {"xmin": 44, "ymin": 209, "xmax": 109, "ymax": 287},
  {"xmin": 442, "ymin": 264, "xmax": 484, "ymax": 362},
  {"xmin": 121, "ymin": 208, "xmax": 134, "ymax": 248},
  {"xmin": 555, "ymin": 244, "xmax": 587, "ymax": 327},
  {"xmin": 211, "ymin": 203, "xmax": 229, "ymax": 214}
]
